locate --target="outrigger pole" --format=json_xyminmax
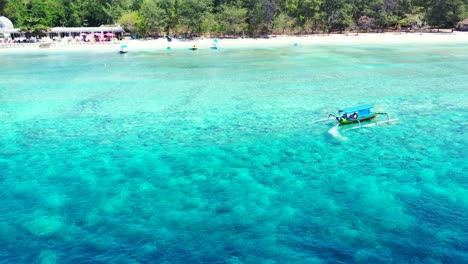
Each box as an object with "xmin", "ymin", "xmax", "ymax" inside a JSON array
[
  {"xmin": 310, "ymin": 114, "xmax": 335, "ymax": 124},
  {"xmin": 351, "ymin": 118, "xmax": 399, "ymax": 129},
  {"xmin": 351, "ymin": 112, "xmax": 398, "ymax": 129}
]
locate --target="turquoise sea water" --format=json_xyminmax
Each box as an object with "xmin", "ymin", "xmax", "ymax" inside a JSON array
[{"xmin": 0, "ymin": 43, "xmax": 467, "ymax": 263}]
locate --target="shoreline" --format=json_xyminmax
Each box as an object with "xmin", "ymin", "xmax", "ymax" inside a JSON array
[{"xmin": 1, "ymin": 32, "xmax": 468, "ymax": 52}]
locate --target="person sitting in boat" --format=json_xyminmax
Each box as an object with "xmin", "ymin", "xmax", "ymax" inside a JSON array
[{"xmin": 352, "ymin": 113, "xmax": 358, "ymax": 119}]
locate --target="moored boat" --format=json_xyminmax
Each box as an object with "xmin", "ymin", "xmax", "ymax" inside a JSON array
[
  {"xmin": 190, "ymin": 45, "xmax": 198, "ymax": 50},
  {"xmin": 311, "ymin": 104, "xmax": 398, "ymax": 128},
  {"xmin": 334, "ymin": 104, "xmax": 377, "ymax": 124},
  {"xmin": 211, "ymin": 38, "xmax": 219, "ymax": 49},
  {"xmin": 119, "ymin": 44, "xmax": 128, "ymax": 53}
]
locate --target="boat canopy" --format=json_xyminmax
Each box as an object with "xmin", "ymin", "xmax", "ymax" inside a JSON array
[{"xmin": 339, "ymin": 104, "xmax": 373, "ymax": 115}]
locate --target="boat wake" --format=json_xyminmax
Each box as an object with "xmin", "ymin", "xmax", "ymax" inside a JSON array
[{"xmin": 328, "ymin": 124, "xmax": 349, "ymax": 141}]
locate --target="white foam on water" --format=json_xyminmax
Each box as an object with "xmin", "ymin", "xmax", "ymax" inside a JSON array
[{"xmin": 328, "ymin": 124, "xmax": 349, "ymax": 141}]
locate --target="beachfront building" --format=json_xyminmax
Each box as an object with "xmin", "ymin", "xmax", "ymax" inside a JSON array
[
  {"xmin": 47, "ymin": 26, "xmax": 125, "ymax": 41},
  {"xmin": 0, "ymin": 16, "xmax": 14, "ymax": 38},
  {"xmin": 1, "ymin": 18, "xmax": 124, "ymax": 41}
]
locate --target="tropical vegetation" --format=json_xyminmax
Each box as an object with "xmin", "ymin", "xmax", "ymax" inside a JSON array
[{"xmin": 1, "ymin": 0, "xmax": 468, "ymax": 37}]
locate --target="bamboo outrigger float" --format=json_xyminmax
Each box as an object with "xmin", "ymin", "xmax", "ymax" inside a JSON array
[{"xmin": 311, "ymin": 104, "xmax": 398, "ymax": 128}]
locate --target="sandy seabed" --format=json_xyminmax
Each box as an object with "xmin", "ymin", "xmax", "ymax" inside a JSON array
[{"xmin": 1, "ymin": 32, "xmax": 468, "ymax": 52}]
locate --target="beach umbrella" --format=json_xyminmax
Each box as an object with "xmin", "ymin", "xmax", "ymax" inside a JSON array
[
  {"xmin": 105, "ymin": 32, "xmax": 114, "ymax": 37},
  {"xmin": 213, "ymin": 38, "xmax": 219, "ymax": 43},
  {"xmin": 79, "ymin": 33, "xmax": 87, "ymax": 36}
]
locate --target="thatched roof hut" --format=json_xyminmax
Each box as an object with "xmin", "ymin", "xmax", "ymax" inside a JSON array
[{"xmin": 458, "ymin": 18, "xmax": 468, "ymax": 31}]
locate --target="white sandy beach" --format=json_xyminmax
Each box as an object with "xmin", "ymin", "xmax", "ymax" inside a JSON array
[{"xmin": 1, "ymin": 32, "xmax": 468, "ymax": 52}]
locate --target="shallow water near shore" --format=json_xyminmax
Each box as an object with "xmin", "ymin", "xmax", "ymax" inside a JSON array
[{"xmin": 0, "ymin": 43, "xmax": 467, "ymax": 263}]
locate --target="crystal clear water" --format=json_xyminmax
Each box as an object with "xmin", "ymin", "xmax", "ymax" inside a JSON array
[{"xmin": 0, "ymin": 43, "xmax": 467, "ymax": 263}]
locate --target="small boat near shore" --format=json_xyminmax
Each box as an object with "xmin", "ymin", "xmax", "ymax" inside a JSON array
[
  {"xmin": 211, "ymin": 38, "xmax": 219, "ymax": 49},
  {"xmin": 312, "ymin": 104, "xmax": 398, "ymax": 128},
  {"xmin": 190, "ymin": 45, "xmax": 198, "ymax": 50},
  {"xmin": 119, "ymin": 44, "xmax": 128, "ymax": 53}
]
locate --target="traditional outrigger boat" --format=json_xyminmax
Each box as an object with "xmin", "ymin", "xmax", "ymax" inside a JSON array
[{"xmin": 312, "ymin": 104, "xmax": 398, "ymax": 128}]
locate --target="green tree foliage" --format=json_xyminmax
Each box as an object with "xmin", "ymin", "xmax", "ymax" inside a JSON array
[
  {"xmin": 131, "ymin": 0, "xmax": 144, "ymax": 10},
  {"xmin": 284, "ymin": 0, "xmax": 323, "ymax": 33},
  {"xmin": 245, "ymin": 0, "xmax": 282, "ymax": 35},
  {"xmin": 272, "ymin": 12, "xmax": 295, "ymax": 34},
  {"xmin": 2, "ymin": 0, "xmax": 467, "ymax": 36},
  {"xmin": 0, "ymin": 1, "xmax": 7, "ymax": 14},
  {"xmin": 157, "ymin": 0, "xmax": 180, "ymax": 35},
  {"xmin": 426, "ymin": 0, "xmax": 466, "ymax": 30},
  {"xmin": 103, "ymin": 0, "xmax": 127, "ymax": 24},
  {"xmin": 367, "ymin": 0, "xmax": 400, "ymax": 31},
  {"xmin": 322, "ymin": 0, "xmax": 354, "ymax": 33},
  {"xmin": 139, "ymin": 0, "xmax": 166, "ymax": 36},
  {"xmin": 215, "ymin": 0, "xmax": 248, "ymax": 35},
  {"xmin": 178, "ymin": 0, "xmax": 213, "ymax": 35},
  {"xmin": 119, "ymin": 11, "xmax": 141, "ymax": 34},
  {"xmin": 397, "ymin": 0, "xmax": 425, "ymax": 28}
]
